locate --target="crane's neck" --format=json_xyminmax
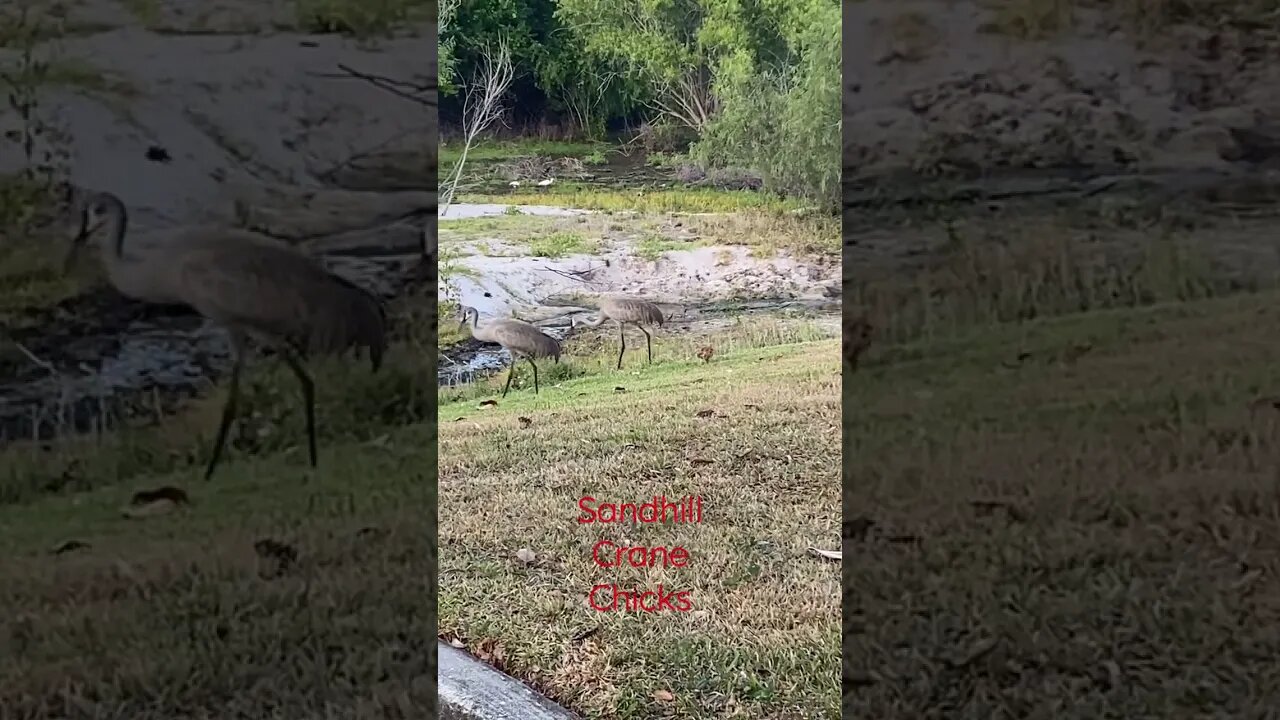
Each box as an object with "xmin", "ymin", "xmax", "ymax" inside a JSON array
[{"xmin": 98, "ymin": 212, "xmax": 168, "ymax": 303}]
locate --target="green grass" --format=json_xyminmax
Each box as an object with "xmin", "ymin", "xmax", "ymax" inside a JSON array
[
  {"xmin": 438, "ymin": 213, "xmax": 565, "ymax": 240},
  {"xmin": 526, "ymin": 231, "xmax": 599, "ymax": 258},
  {"xmin": 633, "ymin": 233, "xmax": 701, "ymax": 261},
  {"xmin": 461, "ymin": 188, "xmax": 810, "ymax": 214},
  {"xmin": 440, "ymin": 140, "xmax": 607, "ymax": 168},
  {"xmin": 0, "ymin": 343, "xmax": 437, "ymax": 715},
  {"xmin": 440, "ymin": 207, "xmax": 839, "ymax": 260},
  {"xmin": 439, "ymin": 324, "xmax": 840, "ymax": 718},
  {"xmin": 119, "ymin": 0, "xmax": 161, "ymax": 26},
  {"xmin": 0, "ymin": 179, "xmax": 88, "ymax": 323},
  {"xmin": 846, "ymin": 289, "xmax": 1280, "ymax": 716}
]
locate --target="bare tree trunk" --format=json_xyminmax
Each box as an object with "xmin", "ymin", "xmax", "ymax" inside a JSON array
[{"xmin": 439, "ymin": 40, "xmax": 514, "ymax": 218}]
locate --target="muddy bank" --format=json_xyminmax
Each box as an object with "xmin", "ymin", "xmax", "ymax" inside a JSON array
[
  {"xmin": 0, "ymin": 290, "xmax": 219, "ymax": 442},
  {"xmin": 438, "ymin": 201, "xmax": 840, "ymax": 385},
  {"xmin": 456, "ymin": 153, "xmax": 762, "ymax": 195},
  {"xmin": 439, "ymin": 205, "xmax": 839, "ymax": 320},
  {"xmin": 0, "ymin": 253, "xmax": 427, "ymax": 445}
]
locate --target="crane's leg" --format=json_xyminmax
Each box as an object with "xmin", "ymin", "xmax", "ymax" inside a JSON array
[
  {"xmin": 529, "ymin": 358, "xmax": 540, "ymax": 394},
  {"xmin": 616, "ymin": 321, "xmax": 627, "ymax": 370},
  {"xmin": 281, "ymin": 351, "xmax": 318, "ymax": 469},
  {"xmin": 502, "ymin": 357, "xmax": 517, "ymax": 398},
  {"xmin": 639, "ymin": 325, "xmax": 654, "ymax": 364},
  {"xmin": 206, "ymin": 334, "xmax": 246, "ymax": 480}
]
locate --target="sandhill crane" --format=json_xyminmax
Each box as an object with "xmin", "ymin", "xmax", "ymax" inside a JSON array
[
  {"xmin": 572, "ymin": 295, "xmax": 664, "ymax": 370},
  {"xmin": 457, "ymin": 306, "xmax": 560, "ymax": 397},
  {"xmin": 62, "ymin": 191, "xmax": 387, "ymax": 480}
]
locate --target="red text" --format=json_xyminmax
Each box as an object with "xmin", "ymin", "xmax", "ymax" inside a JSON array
[
  {"xmin": 592, "ymin": 539, "xmax": 690, "ymax": 568},
  {"xmin": 577, "ymin": 495, "xmax": 704, "ymax": 524},
  {"xmin": 588, "ymin": 583, "xmax": 694, "ymax": 613}
]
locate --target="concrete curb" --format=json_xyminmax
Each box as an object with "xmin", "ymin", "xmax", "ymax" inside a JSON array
[{"xmin": 439, "ymin": 641, "xmax": 580, "ymax": 720}]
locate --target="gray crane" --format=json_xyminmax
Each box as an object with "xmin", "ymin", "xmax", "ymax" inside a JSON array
[
  {"xmin": 457, "ymin": 306, "xmax": 561, "ymax": 397},
  {"xmin": 62, "ymin": 191, "xmax": 388, "ymax": 480},
  {"xmin": 571, "ymin": 295, "xmax": 665, "ymax": 370}
]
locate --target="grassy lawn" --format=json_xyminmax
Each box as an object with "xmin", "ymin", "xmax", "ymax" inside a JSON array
[
  {"xmin": 440, "ymin": 139, "xmax": 608, "ymax": 167},
  {"xmin": 0, "ymin": 335, "xmax": 438, "ymax": 716},
  {"xmin": 846, "ymin": 290, "xmax": 1280, "ymax": 716},
  {"xmin": 462, "ymin": 187, "xmax": 810, "ymax": 215},
  {"xmin": 438, "ymin": 329, "xmax": 841, "ymax": 718},
  {"xmin": 438, "ymin": 208, "xmax": 840, "ymax": 258}
]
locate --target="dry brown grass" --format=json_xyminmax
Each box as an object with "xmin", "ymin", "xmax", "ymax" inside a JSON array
[
  {"xmin": 844, "ymin": 290, "xmax": 1280, "ymax": 716},
  {"xmin": 438, "ymin": 337, "xmax": 841, "ymax": 718}
]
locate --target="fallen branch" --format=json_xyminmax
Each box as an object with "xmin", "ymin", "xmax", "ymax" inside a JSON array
[
  {"xmin": 308, "ymin": 63, "xmax": 436, "ymax": 107},
  {"xmin": 539, "ymin": 264, "xmax": 600, "ymax": 283}
]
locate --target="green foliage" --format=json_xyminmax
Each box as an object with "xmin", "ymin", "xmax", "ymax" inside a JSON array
[
  {"xmin": 526, "ymin": 231, "xmax": 597, "ymax": 258},
  {"xmin": 442, "ymin": 0, "xmax": 645, "ymax": 135},
  {"xmin": 691, "ymin": 0, "xmax": 840, "ymax": 210},
  {"xmin": 446, "ymin": 0, "xmax": 841, "ymax": 209},
  {"xmin": 633, "ymin": 234, "xmax": 692, "ymax": 261},
  {"xmin": 439, "ymin": 0, "xmax": 459, "ymax": 94}
]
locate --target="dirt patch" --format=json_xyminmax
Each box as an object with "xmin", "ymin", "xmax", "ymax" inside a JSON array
[
  {"xmin": 439, "ymin": 206, "xmax": 839, "ymax": 320},
  {"xmin": 0, "ymin": 11, "xmax": 433, "ymax": 231}
]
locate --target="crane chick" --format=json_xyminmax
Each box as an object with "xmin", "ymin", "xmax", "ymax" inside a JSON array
[
  {"xmin": 63, "ymin": 191, "xmax": 388, "ymax": 480},
  {"xmin": 572, "ymin": 295, "xmax": 664, "ymax": 370},
  {"xmin": 457, "ymin": 306, "xmax": 560, "ymax": 397}
]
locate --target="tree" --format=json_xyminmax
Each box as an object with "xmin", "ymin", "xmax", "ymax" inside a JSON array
[
  {"xmin": 692, "ymin": 0, "xmax": 840, "ymax": 209},
  {"xmin": 554, "ymin": 0, "xmax": 796, "ymax": 133},
  {"xmin": 439, "ymin": 0, "xmax": 459, "ymax": 95},
  {"xmin": 439, "ymin": 39, "xmax": 515, "ymax": 214}
]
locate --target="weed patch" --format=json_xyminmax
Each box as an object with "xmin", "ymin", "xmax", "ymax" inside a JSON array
[
  {"xmin": 527, "ymin": 231, "xmax": 599, "ymax": 258},
  {"xmin": 440, "ymin": 139, "xmax": 607, "ymax": 167},
  {"xmin": 632, "ymin": 234, "xmax": 696, "ymax": 261},
  {"xmin": 463, "ymin": 188, "xmax": 809, "ymax": 214}
]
